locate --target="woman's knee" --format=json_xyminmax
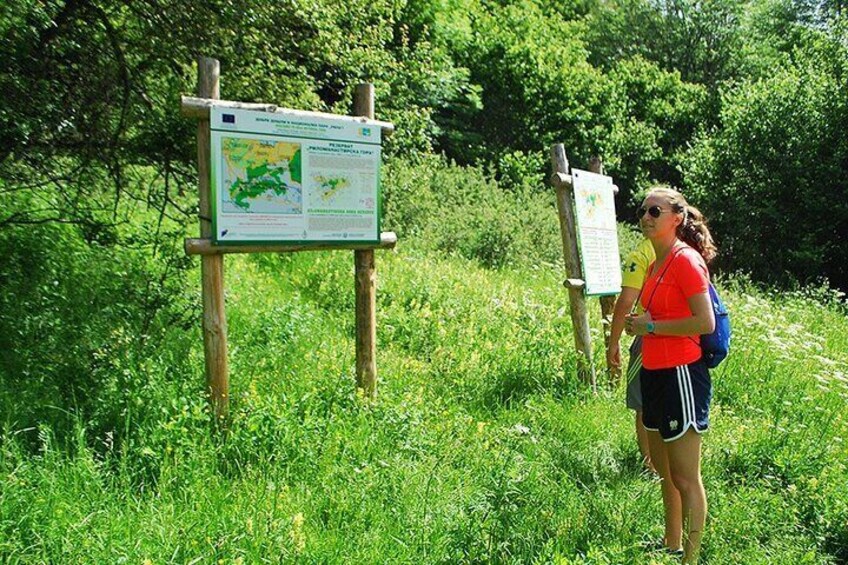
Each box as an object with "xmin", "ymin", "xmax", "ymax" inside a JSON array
[{"xmin": 669, "ymin": 469, "xmax": 700, "ymax": 495}]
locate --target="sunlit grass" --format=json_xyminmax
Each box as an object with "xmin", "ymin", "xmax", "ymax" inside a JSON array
[{"xmin": 2, "ymin": 246, "xmax": 847, "ymax": 563}]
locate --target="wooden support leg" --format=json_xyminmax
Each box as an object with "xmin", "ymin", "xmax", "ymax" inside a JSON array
[
  {"xmin": 355, "ymin": 249, "xmax": 377, "ymax": 397},
  {"xmin": 202, "ymin": 254, "xmax": 229, "ymax": 422},
  {"xmin": 600, "ymin": 294, "xmax": 618, "ymax": 385},
  {"xmin": 551, "ymin": 144, "xmax": 596, "ymax": 391}
]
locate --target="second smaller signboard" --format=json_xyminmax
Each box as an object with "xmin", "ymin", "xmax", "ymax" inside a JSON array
[{"xmin": 572, "ymin": 168, "xmax": 622, "ymax": 296}]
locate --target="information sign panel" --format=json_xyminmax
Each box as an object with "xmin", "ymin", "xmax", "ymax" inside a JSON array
[
  {"xmin": 572, "ymin": 168, "xmax": 622, "ymax": 296},
  {"xmin": 210, "ymin": 107, "xmax": 381, "ymax": 244}
]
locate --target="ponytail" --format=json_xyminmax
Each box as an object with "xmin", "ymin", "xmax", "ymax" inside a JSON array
[{"xmin": 677, "ymin": 205, "xmax": 717, "ymax": 264}]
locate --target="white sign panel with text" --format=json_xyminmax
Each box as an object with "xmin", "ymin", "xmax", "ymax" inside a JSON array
[
  {"xmin": 210, "ymin": 107, "xmax": 381, "ymax": 244},
  {"xmin": 572, "ymin": 168, "xmax": 622, "ymax": 296}
]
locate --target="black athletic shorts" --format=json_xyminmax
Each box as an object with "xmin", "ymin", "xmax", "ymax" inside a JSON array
[{"xmin": 640, "ymin": 358, "xmax": 711, "ymax": 442}]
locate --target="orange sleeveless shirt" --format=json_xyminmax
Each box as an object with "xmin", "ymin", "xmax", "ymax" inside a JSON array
[{"xmin": 640, "ymin": 246, "xmax": 709, "ymax": 370}]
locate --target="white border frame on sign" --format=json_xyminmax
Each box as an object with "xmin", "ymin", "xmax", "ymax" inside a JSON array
[{"xmin": 210, "ymin": 107, "xmax": 382, "ymax": 245}]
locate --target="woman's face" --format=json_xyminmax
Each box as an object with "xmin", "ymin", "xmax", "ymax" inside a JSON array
[{"xmin": 639, "ymin": 193, "xmax": 682, "ymax": 240}]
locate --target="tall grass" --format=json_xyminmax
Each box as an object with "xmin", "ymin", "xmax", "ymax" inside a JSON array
[{"xmin": 2, "ymin": 243, "xmax": 846, "ymax": 563}]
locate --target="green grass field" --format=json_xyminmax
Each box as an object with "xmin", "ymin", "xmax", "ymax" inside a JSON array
[{"xmin": 2, "ymin": 244, "xmax": 847, "ymax": 564}]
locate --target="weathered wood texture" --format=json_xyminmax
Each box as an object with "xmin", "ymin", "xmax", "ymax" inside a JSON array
[
  {"xmin": 185, "ymin": 232, "xmax": 397, "ymax": 256},
  {"xmin": 551, "ymin": 144, "xmax": 596, "ymax": 390},
  {"xmin": 181, "ymin": 95, "xmax": 394, "ymax": 136},
  {"xmin": 353, "ymin": 84, "xmax": 378, "ymax": 398},
  {"xmin": 197, "ymin": 57, "xmax": 230, "ymax": 422}
]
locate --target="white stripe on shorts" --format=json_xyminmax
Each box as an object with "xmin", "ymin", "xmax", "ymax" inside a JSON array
[
  {"xmin": 676, "ymin": 365, "xmax": 693, "ymax": 427},
  {"xmin": 626, "ymin": 351, "xmax": 642, "ymax": 383},
  {"xmin": 684, "ymin": 364, "xmax": 697, "ymax": 427}
]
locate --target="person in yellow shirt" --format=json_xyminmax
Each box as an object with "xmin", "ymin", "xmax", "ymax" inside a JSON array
[{"xmin": 607, "ymin": 237, "xmax": 656, "ymax": 472}]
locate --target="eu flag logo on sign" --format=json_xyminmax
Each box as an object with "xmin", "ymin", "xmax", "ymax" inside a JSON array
[{"xmin": 222, "ymin": 114, "xmax": 235, "ymax": 124}]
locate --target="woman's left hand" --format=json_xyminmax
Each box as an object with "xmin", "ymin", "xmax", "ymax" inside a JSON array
[{"xmin": 625, "ymin": 312, "xmax": 653, "ymax": 336}]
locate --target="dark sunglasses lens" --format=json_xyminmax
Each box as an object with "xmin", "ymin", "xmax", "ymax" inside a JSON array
[{"xmin": 637, "ymin": 206, "xmax": 663, "ymax": 218}]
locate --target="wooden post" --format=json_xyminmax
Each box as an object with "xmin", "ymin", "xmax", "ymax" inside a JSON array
[
  {"xmin": 353, "ymin": 84, "xmax": 377, "ymax": 398},
  {"xmin": 551, "ymin": 145, "xmax": 596, "ymax": 390},
  {"xmin": 589, "ymin": 157, "xmax": 618, "ymax": 385},
  {"xmin": 197, "ymin": 57, "xmax": 230, "ymax": 422}
]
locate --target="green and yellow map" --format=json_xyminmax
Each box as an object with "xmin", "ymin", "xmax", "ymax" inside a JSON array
[
  {"xmin": 311, "ymin": 174, "xmax": 351, "ymax": 204},
  {"xmin": 220, "ymin": 138, "xmax": 303, "ymax": 214}
]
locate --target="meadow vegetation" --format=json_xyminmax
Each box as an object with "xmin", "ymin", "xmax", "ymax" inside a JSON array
[
  {"xmin": 2, "ymin": 159, "xmax": 848, "ymax": 563},
  {"xmin": 2, "ymin": 0, "xmax": 848, "ymax": 562}
]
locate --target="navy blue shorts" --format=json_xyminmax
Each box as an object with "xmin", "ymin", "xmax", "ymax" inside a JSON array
[{"xmin": 640, "ymin": 359, "xmax": 711, "ymax": 442}]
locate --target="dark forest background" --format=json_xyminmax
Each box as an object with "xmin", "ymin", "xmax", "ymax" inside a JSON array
[{"xmin": 2, "ymin": 0, "xmax": 847, "ymax": 284}]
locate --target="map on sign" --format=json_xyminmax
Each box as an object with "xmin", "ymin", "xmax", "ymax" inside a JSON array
[
  {"xmin": 221, "ymin": 138, "xmax": 303, "ymax": 214},
  {"xmin": 307, "ymin": 168, "xmax": 376, "ymax": 211},
  {"xmin": 210, "ymin": 107, "xmax": 382, "ymax": 244},
  {"xmin": 575, "ymin": 185, "xmax": 609, "ymax": 223},
  {"xmin": 572, "ymin": 168, "xmax": 622, "ymax": 296},
  {"xmin": 311, "ymin": 174, "xmax": 350, "ymax": 204}
]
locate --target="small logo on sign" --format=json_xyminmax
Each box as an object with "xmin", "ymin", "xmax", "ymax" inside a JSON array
[
  {"xmin": 360, "ymin": 127, "xmax": 371, "ymax": 137},
  {"xmin": 222, "ymin": 114, "xmax": 235, "ymax": 124}
]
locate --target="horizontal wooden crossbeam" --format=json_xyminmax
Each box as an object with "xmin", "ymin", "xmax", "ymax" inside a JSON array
[
  {"xmin": 180, "ymin": 96, "xmax": 395, "ymax": 136},
  {"xmin": 550, "ymin": 172, "xmax": 573, "ymax": 188},
  {"xmin": 185, "ymin": 232, "xmax": 398, "ymax": 255},
  {"xmin": 550, "ymin": 172, "xmax": 619, "ymax": 194}
]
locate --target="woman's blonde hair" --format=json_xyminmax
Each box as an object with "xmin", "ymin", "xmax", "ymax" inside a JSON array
[{"xmin": 646, "ymin": 186, "xmax": 717, "ymax": 263}]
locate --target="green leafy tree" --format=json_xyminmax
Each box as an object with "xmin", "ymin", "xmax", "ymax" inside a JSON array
[
  {"xmin": 683, "ymin": 36, "xmax": 848, "ymax": 287},
  {"xmin": 604, "ymin": 56, "xmax": 708, "ymax": 208},
  {"xmin": 434, "ymin": 0, "xmax": 618, "ymax": 181},
  {"xmin": 584, "ymin": 0, "xmax": 746, "ymax": 87}
]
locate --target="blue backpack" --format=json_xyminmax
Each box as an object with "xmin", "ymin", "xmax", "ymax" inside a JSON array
[{"xmin": 701, "ymin": 283, "xmax": 731, "ymax": 368}]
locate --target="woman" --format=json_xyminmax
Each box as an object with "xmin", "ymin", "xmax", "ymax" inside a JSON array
[{"xmin": 625, "ymin": 187, "xmax": 717, "ymax": 565}]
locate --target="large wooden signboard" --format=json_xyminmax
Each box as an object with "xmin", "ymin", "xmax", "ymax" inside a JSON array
[
  {"xmin": 210, "ymin": 107, "xmax": 381, "ymax": 245},
  {"xmin": 184, "ymin": 58, "xmax": 396, "ymax": 422},
  {"xmin": 572, "ymin": 168, "xmax": 621, "ymax": 297}
]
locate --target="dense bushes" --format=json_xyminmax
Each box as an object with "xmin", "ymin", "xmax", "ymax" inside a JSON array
[
  {"xmin": 3, "ymin": 0, "xmax": 847, "ymax": 288},
  {"xmin": 0, "ymin": 205, "xmax": 197, "ymax": 444},
  {"xmin": 683, "ymin": 43, "xmax": 848, "ymax": 286},
  {"xmin": 382, "ymin": 155, "xmax": 563, "ymax": 269}
]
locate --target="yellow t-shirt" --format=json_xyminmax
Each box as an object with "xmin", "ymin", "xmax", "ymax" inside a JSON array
[{"xmin": 621, "ymin": 239, "xmax": 655, "ymax": 313}]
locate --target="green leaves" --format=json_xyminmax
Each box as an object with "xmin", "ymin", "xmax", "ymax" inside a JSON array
[{"xmin": 683, "ymin": 37, "xmax": 848, "ymax": 286}]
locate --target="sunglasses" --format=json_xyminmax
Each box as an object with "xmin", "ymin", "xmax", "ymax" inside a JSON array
[{"xmin": 637, "ymin": 205, "xmax": 672, "ymax": 219}]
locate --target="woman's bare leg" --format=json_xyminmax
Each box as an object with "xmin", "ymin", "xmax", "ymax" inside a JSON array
[
  {"xmin": 636, "ymin": 410, "xmax": 655, "ymax": 473},
  {"xmin": 666, "ymin": 428, "xmax": 706, "ymax": 564},
  {"xmin": 647, "ymin": 430, "xmax": 682, "ymax": 550}
]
